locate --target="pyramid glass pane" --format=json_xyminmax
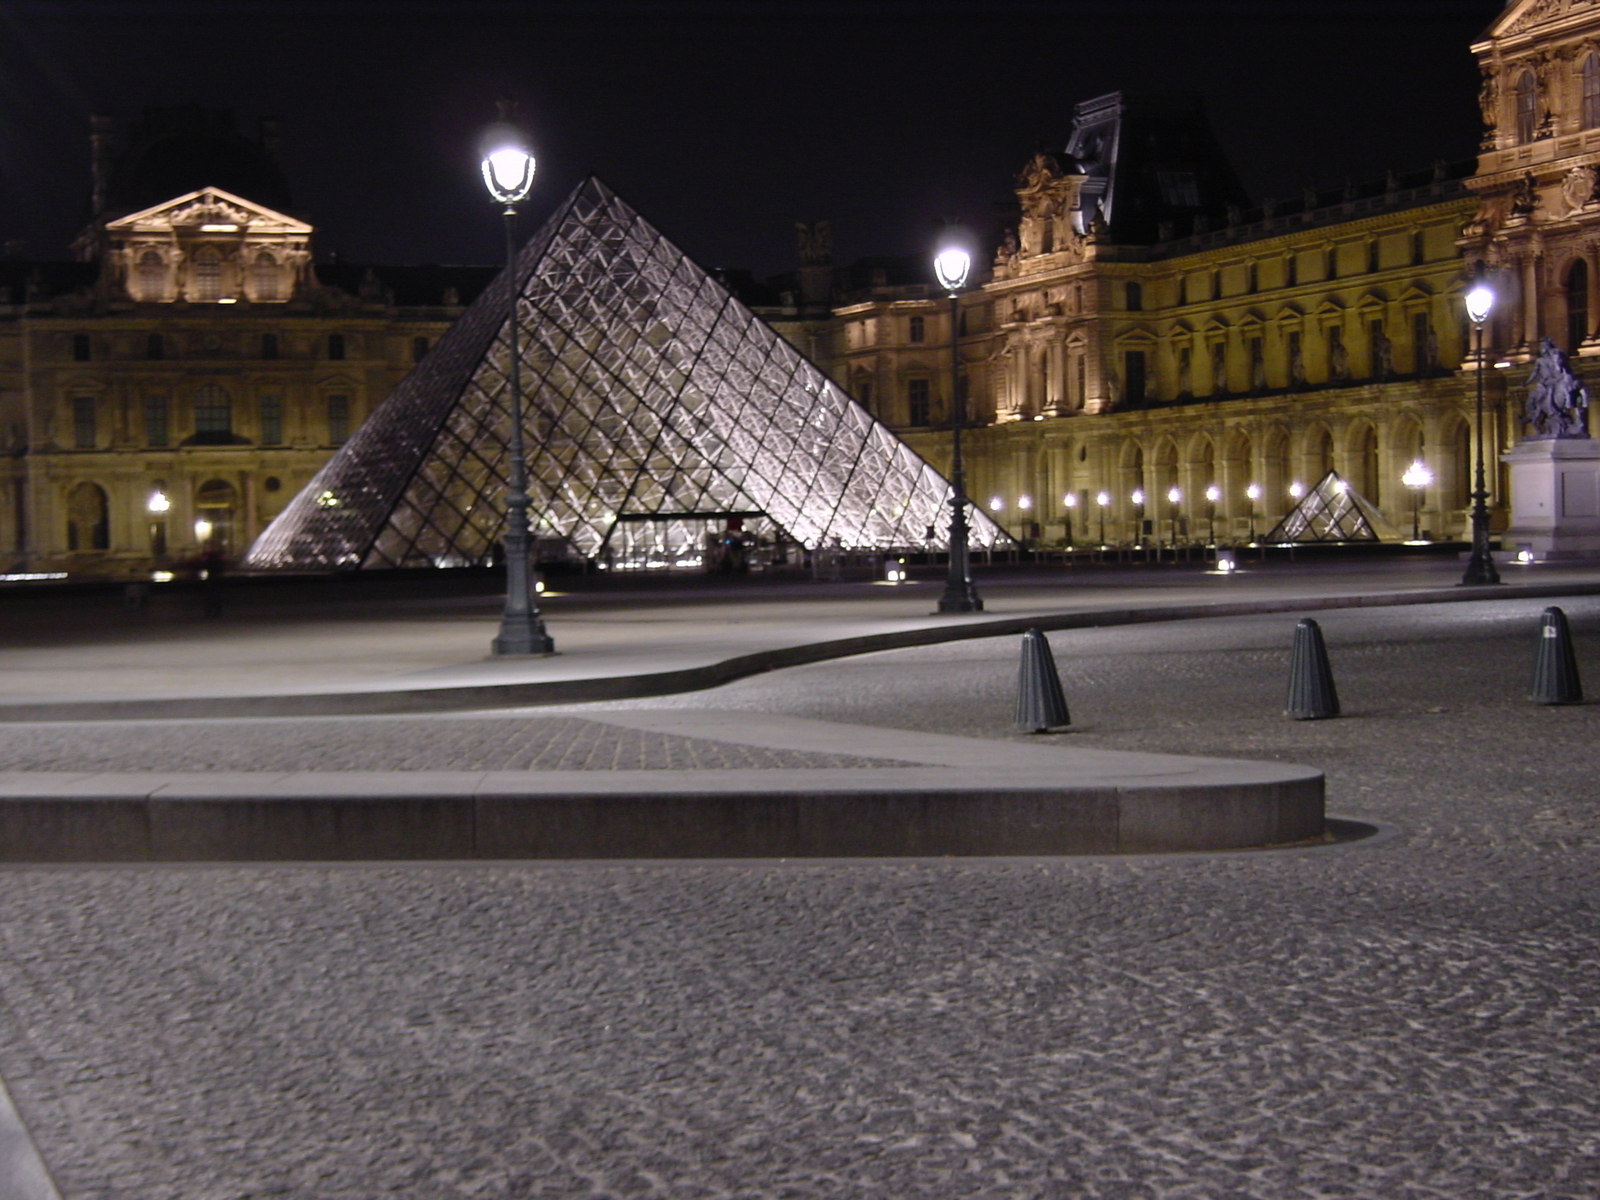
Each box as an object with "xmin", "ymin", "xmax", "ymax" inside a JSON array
[{"xmin": 244, "ymin": 177, "xmax": 1007, "ymax": 572}]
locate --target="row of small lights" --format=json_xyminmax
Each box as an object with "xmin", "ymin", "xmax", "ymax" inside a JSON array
[{"xmin": 985, "ymin": 461, "xmax": 1436, "ymax": 513}]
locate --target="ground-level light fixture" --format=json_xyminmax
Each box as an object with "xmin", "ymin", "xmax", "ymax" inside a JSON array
[{"xmin": 1402, "ymin": 459, "xmax": 1433, "ymax": 541}]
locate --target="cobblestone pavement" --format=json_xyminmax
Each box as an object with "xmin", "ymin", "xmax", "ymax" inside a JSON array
[
  {"xmin": 0, "ymin": 596, "xmax": 1597, "ymax": 1198},
  {"xmin": 0, "ymin": 715, "xmax": 905, "ymax": 773}
]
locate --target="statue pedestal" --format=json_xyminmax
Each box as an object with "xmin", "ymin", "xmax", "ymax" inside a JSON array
[{"xmin": 1502, "ymin": 437, "xmax": 1600, "ymax": 559}]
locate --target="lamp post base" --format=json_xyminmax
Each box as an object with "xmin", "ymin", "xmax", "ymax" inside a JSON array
[
  {"xmin": 492, "ymin": 615, "xmax": 556, "ymax": 656},
  {"xmin": 937, "ymin": 583, "xmax": 983, "ymax": 614},
  {"xmin": 1460, "ymin": 504, "xmax": 1502, "ymax": 586}
]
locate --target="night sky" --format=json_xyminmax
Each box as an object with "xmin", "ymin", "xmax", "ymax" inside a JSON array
[{"xmin": 2, "ymin": 0, "xmax": 1505, "ymax": 278}]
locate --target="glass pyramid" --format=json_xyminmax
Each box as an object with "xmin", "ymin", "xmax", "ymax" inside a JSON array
[
  {"xmin": 1264, "ymin": 471, "xmax": 1399, "ymax": 543},
  {"xmin": 245, "ymin": 177, "xmax": 1004, "ymax": 572}
]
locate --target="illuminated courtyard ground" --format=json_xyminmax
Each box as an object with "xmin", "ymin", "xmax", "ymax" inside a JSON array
[{"xmin": 0, "ymin": 570, "xmax": 1596, "ymax": 1198}]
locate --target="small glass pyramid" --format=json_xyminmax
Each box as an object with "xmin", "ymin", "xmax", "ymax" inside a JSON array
[
  {"xmin": 245, "ymin": 177, "xmax": 1003, "ymax": 571},
  {"xmin": 1264, "ymin": 471, "xmax": 1399, "ymax": 543}
]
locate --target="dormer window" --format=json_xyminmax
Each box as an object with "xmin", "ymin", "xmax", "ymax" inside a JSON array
[
  {"xmin": 192, "ymin": 246, "xmax": 223, "ymax": 302},
  {"xmin": 1516, "ymin": 70, "xmax": 1538, "ymax": 143}
]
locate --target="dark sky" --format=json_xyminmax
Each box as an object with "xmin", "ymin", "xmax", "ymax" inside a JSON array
[{"xmin": 1, "ymin": 0, "xmax": 1506, "ymax": 278}]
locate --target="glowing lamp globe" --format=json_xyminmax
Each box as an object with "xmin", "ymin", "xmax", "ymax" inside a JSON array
[
  {"xmin": 480, "ymin": 128, "xmax": 536, "ymax": 206},
  {"xmin": 933, "ymin": 246, "xmax": 971, "ymax": 293},
  {"xmin": 1465, "ymin": 283, "xmax": 1494, "ymax": 327}
]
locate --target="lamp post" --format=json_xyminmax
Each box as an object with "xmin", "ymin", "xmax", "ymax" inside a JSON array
[
  {"xmin": 1245, "ymin": 483, "xmax": 1260, "ymax": 544},
  {"xmin": 1462, "ymin": 280, "xmax": 1501, "ymax": 585},
  {"xmin": 935, "ymin": 232, "xmax": 981, "ymax": 612},
  {"xmin": 1205, "ymin": 484, "xmax": 1220, "ymax": 546},
  {"xmin": 481, "ymin": 110, "xmax": 555, "ymax": 654},
  {"xmin": 1096, "ymin": 490, "xmax": 1109, "ymax": 546},
  {"xmin": 1063, "ymin": 492, "xmax": 1077, "ymax": 544},
  {"xmin": 1131, "ymin": 488, "xmax": 1145, "ymax": 546},
  {"xmin": 1166, "ymin": 485, "xmax": 1182, "ymax": 549},
  {"xmin": 1402, "ymin": 459, "xmax": 1433, "ymax": 541}
]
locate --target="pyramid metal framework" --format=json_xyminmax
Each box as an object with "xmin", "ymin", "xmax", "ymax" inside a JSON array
[
  {"xmin": 1264, "ymin": 471, "xmax": 1400, "ymax": 543},
  {"xmin": 245, "ymin": 177, "xmax": 1004, "ymax": 572}
]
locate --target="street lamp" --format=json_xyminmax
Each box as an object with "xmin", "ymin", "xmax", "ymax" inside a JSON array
[
  {"xmin": 1245, "ymin": 483, "xmax": 1261, "ymax": 544},
  {"xmin": 1462, "ymin": 279, "xmax": 1501, "ymax": 585},
  {"xmin": 1166, "ymin": 485, "xmax": 1182, "ymax": 548},
  {"xmin": 1096, "ymin": 490, "xmax": 1109, "ymax": 546},
  {"xmin": 1131, "ymin": 488, "xmax": 1145, "ymax": 546},
  {"xmin": 1402, "ymin": 459, "xmax": 1433, "ymax": 541},
  {"xmin": 1063, "ymin": 492, "xmax": 1078, "ymax": 544},
  {"xmin": 1205, "ymin": 484, "xmax": 1220, "ymax": 546},
  {"xmin": 481, "ymin": 108, "xmax": 554, "ymax": 654},
  {"xmin": 936, "ymin": 229, "xmax": 981, "ymax": 612}
]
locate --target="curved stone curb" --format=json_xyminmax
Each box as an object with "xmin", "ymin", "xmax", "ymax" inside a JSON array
[
  {"xmin": 0, "ymin": 1073, "xmax": 61, "ymax": 1200},
  {"xmin": 0, "ymin": 580, "xmax": 1591, "ymax": 723},
  {"xmin": 0, "ymin": 713, "xmax": 1323, "ymax": 861}
]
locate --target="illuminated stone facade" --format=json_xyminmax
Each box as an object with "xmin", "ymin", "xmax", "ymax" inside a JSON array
[
  {"xmin": 0, "ymin": 108, "xmax": 487, "ymax": 574},
  {"xmin": 835, "ymin": 90, "xmax": 1494, "ymax": 547}
]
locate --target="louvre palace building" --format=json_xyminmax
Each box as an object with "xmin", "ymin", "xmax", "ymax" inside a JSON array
[
  {"xmin": 0, "ymin": 105, "xmax": 491, "ymax": 572},
  {"xmin": 8, "ymin": 0, "xmax": 1600, "ymax": 575},
  {"xmin": 827, "ymin": 1, "xmax": 1600, "ymax": 551}
]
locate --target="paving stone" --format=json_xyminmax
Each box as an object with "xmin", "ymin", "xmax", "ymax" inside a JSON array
[{"xmin": 0, "ymin": 597, "xmax": 1595, "ymax": 1198}]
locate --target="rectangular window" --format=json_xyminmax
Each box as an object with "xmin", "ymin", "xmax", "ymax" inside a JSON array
[
  {"xmin": 1123, "ymin": 351, "xmax": 1147, "ymax": 405},
  {"xmin": 1125, "ymin": 282, "xmax": 1142, "ymax": 311},
  {"xmin": 262, "ymin": 333, "xmax": 279, "ymax": 360},
  {"xmin": 907, "ymin": 378, "xmax": 930, "ymax": 425},
  {"xmin": 72, "ymin": 397, "xmax": 96, "ymax": 448},
  {"xmin": 1285, "ymin": 255, "xmax": 1298, "ymax": 287},
  {"xmin": 1413, "ymin": 313, "xmax": 1434, "ymax": 372},
  {"xmin": 908, "ymin": 316, "xmax": 925, "ymax": 343},
  {"xmin": 1369, "ymin": 319, "xmax": 1387, "ymax": 377},
  {"xmin": 259, "ymin": 394, "xmax": 283, "ymax": 445},
  {"xmin": 327, "ymin": 394, "xmax": 350, "ymax": 445},
  {"xmin": 194, "ymin": 391, "xmax": 232, "ymax": 437},
  {"xmin": 72, "ymin": 334, "xmax": 91, "ymax": 362},
  {"xmin": 144, "ymin": 396, "xmax": 168, "ymax": 447},
  {"xmin": 146, "ymin": 333, "xmax": 164, "ymax": 361},
  {"xmin": 328, "ymin": 333, "xmax": 346, "ymax": 361}
]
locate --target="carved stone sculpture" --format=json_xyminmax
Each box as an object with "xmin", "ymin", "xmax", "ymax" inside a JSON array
[{"xmin": 1524, "ymin": 337, "xmax": 1591, "ymax": 438}]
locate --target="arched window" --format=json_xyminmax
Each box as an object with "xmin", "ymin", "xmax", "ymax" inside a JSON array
[
  {"xmin": 1351, "ymin": 424, "xmax": 1379, "ymax": 505},
  {"xmin": 192, "ymin": 384, "xmax": 233, "ymax": 444},
  {"xmin": 252, "ymin": 251, "xmax": 279, "ymax": 302},
  {"xmin": 1567, "ymin": 259, "xmax": 1589, "ymax": 351},
  {"xmin": 1309, "ymin": 427, "xmax": 1334, "ymax": 480},
  {"xmin": 136, "ymin": 250, "xmax": 165, "ymax": 301},
  {"xmin": 1516, "ymin": 71, "xmax": 1539, "ymax": 143},
  {"xmin": 66, "ymin": 482, "xmax": 109, "ymax": 551},
  {"xmin": 195, "ymin": 479, "xmax": 238, "ymax": 553},
  {"xmin": 1584, "ymin": 54, "xmax": 1600, "ymax": 129},
  {"xmin": 192, "ymin": 246, "xmax": 222, "ymax": 302}
]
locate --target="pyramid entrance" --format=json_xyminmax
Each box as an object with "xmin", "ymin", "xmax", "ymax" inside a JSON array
[
  {"xmin": 245, "ymin": 177, "xmax": 1004, "ymax": 572},
  {"xmin": 1263, "ymin": 471, "xmax": 1402, "ymax": 543}
]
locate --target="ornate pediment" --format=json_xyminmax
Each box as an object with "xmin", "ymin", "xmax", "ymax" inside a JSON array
[
  {"xmin": 1494, "ymin": 0, "xmax": 1600, "ymax": 40},
  {"xmin": 105, "ymin": 187, "xmax": 311, "ymax": 236}
]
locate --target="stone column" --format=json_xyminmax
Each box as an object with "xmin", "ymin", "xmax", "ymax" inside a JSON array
[{"xmin": 1522, "ymin": 253, "xmax": 1541, "ymax": 349}]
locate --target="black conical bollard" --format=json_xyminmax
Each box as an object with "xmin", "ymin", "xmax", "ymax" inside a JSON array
[
  {"xmin": 1286, "ymin": 618, "xmax": 1340, "ymax": 720},
  {"xmin": 1016, "ymin": 627, "xmax": 1071, "ymax": 732},
  {"xmin": 1530, "ymin": 606, "xmax": 1584, "ymax": 704}
]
